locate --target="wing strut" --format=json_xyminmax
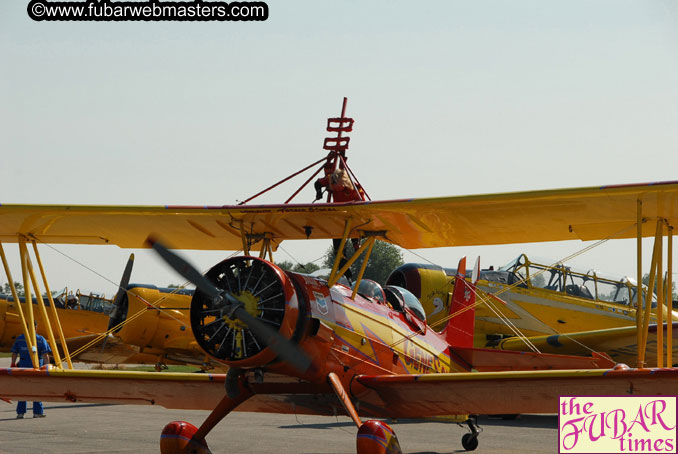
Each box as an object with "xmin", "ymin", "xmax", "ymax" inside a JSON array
[
  {"xmin": 637, "ymin": 215, "xmax": 675, "ymax": 369},
  {"xmin": 328, "ymin": 219, "xmax": 353, "ymax": 286},
  {"xmin": 0, "ymin": 241, "xmax": 36, "ymax": 367},
  {"xmin": 19, "ymin": 238, "xmax": 64, "ymax": 369},
  {"xmin": 31, "ymin": 240, "xmax": 73, "ymax": 369},
  {"xmin": 328, "ymin": 229, "xmax": 384, "ymax": 289}
]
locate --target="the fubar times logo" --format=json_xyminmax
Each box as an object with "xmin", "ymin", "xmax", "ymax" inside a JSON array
[{"xmin": 559, "ymin": 396, "xmax": 677, "ymax": 453}]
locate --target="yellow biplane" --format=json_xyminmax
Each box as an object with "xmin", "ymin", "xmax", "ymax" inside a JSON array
[
  {"xmin": 388, "ymin": 252, "xmax": 678, "ymax": 366},
  {"xmin": 0, "ymin": 179, "xmax": 677, "ymax": 453},
  {"xmin": 0, "ymin": 253, "xmax": 215, "ymax": 369}
]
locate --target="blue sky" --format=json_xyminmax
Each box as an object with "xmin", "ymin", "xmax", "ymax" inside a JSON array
[{"xmin": 1, "ymin": 1, "xmax": 677, "ymax": 293}]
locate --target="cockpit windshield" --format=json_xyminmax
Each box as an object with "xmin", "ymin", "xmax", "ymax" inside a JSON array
[
  {"xmin": 494, "ymin": 254, "xmax": 657, "ymax": 307},
  {"xmin": 385, "ymin": 285, "xmax": 427, "ymax": 321},
  {"xmin": 351, "ymin": 279, "xmax": 386, "ymax": 304}
]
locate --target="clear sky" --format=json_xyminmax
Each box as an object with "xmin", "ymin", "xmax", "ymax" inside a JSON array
[{"xmin": 1, "ymin": 0, "xmax": 677, "ymax": 295}]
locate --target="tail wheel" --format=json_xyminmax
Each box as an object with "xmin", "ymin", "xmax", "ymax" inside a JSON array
[
  {"xmin": 461, "ymin": 433, "xmax": 479, "ymax": 451},
  {"xmin": 191, "ymin": 257, "xmax": 286, "ymax": 362}
]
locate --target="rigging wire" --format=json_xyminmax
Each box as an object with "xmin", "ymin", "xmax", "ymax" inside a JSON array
[
  {"xmin": 403, "ymin": 222, "xmax": 638, "ymax": 356},
  {"xmin": 30, "ymin": 236, "xmax": 245, "ymax": 363}
]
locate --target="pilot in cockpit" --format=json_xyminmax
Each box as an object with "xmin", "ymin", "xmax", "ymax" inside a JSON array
[{"xmin": 66, "ymin": 294, "xmax": 80, "ymax": 310}]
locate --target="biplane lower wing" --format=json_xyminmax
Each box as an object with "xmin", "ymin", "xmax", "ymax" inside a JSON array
[
  {"xmin": 4, "ymin": 366, "xmax": 678, "ymax": 418},
  {"xmin": 0, "ymin": 368, "xmax": 227, "ymax": 410},
  {"xmin": 450, "ymin": 345, "xmax": 616, "ymax": 371},
  {"xmin": 497, "ymin": 323, "xmax": 678, "ymax": 367},
  {"xmin": 355, "ymin": 367, "xmax": 678, "ymax": 416}
]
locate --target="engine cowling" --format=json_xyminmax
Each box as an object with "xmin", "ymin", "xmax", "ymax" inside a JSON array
[
  {"xmin": 386, "ymin": 263, "xmax": 453, "ymax": 329},
  {"xmin": 190, "ymin": 256, "xmax": 304, "ymax": 369},
  {"xmin": 107, "ymin": 285, "xmax": 193, "ymax": 352}
]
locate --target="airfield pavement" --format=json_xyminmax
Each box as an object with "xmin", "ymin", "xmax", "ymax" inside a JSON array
[{"xmin": 0, "ymin": 359, "xmax": 559, "ymax": 453}]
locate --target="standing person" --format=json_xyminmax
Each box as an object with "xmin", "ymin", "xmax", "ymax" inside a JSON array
[
  {"xmin": 314, "ymin": 161, "xmax": 362, "ymax": 204},
  {"xmin": 314, "ymin": 160, "xmax": 363, "ymax": 282},
  {"xmin": 10, "ymin": 323, "xmax": 51, "ymax": 419}
]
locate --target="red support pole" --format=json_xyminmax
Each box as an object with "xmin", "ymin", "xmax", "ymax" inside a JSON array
[
  {"xmin": 285, "ymin": 162, "xmax": 327, "ymax": 204},
  {"xmin": 239, "ymin": 157, "xmax": 327, "ymax": 205}
]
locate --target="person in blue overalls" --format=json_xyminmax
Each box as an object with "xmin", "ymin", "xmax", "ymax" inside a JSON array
[{"xmin": 10, "ymin": 323, "xmax": 52, "ymax": 419}]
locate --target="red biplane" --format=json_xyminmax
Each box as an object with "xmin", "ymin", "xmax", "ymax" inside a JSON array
[
  {"xmin": 0, "ymin": 102, "xmax": 677, "ymax": 453},
  {"xmin": 1, "ymin": 178, "xmax": 678, "ymax": 453}
]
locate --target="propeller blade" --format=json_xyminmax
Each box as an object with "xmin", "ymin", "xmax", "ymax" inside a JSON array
[
  {"xmin": 234, "ymin": 306, "xmax": 311, "ymax": 373},
  {"xmin": 108, "ymin": 253, "xmax": 135, "ymax": 331},
  {"xmin": 112, "ymin": 253, "xmax": 135, "ymax": 308},
  {"xmin": 148, "ymin": 236, "xmax": 312, "ymax": 373},
  {"xmin": 146, "ymin": 236, "xmax": 221, "ymax": 300}
]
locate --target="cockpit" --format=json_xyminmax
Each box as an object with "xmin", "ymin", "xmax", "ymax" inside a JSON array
[
  {"xmin": 490, "ymin": 254, "xmax": 657, "ymax": 308},
  {"xmin": 352, "ymin": 279, "xmax": 387, "ymax": 304},
  {"xmin": 351, "ymin": 280, "xmax": 427, "ymax": 322},
  {"xmin": 385, "ymin": 286, "xmax": 427, "ymax": 321}
]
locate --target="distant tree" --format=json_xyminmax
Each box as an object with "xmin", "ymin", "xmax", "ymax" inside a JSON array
[
  {"xmin": 167, "ymin": 284, "xmax": 182, "ymax": 288},
  {"xmin": 277, "ymin": 261, "xmax": 321, "ymax": 274},
  {"xmin": 642, "ymin": 273, "xmax": 678, "ymax": 301},
  {"xmin": 2, "ymin": 281, "xmax": 24, "ymax": 296},
  {"xmin": 323, "ymin": 240, "xmax": 404, "ymax": 285}
]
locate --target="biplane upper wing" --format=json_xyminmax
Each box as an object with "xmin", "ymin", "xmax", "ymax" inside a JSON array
[
  {"xmin": 0, "ymin": 181, "xmax": 676, "ymax": 250},
  {"xmin": 3, "ymin": 366, "xmax": 678, "ymax": 417}
]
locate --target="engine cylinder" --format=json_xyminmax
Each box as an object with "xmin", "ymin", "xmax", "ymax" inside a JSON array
[{"xmin": 190, "ymin": 256, "xmax": 302, "ymax": 368}]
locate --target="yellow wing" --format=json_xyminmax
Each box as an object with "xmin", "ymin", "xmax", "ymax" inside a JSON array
[
  {"xmin": 1, "ymin": 181, "xmax": 676, "ymax": 249},
  {"xmin": 4, "ymin": 366, "xmax": 678, "ymax": 417},
  {"xmin": 497, "ymin": 323, "xmax": 678, "ymax": 367}
]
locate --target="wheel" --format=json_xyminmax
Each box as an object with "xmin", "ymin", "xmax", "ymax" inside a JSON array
[{"xmin": 462, "ymin": 433, "xmax": 479, "ymax": 451}]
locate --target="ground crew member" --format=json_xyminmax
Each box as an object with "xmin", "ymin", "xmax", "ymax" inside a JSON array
[{"xmin": 11, "ymin": 323, "xmax": 51, "ymax": 419}]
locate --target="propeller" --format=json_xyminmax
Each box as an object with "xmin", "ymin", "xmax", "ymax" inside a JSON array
[
  {"xmin": 107, "ymin": 253, "xmax": 134, "ymax": 332},
  {"xmin": 146, "ymin": 236, "xmax": 311, "ymax": 374}
]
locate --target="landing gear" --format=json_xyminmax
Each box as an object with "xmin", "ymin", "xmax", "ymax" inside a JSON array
[
  {"xmin": 160, "ymin": 421, "xmax": 211, "ymax": 454},
  {"xmin": 357, "ymin": 420, "xmax": 402, "ymax": 454},
  {"xmin": 160, "ymin": 378, "xmax": 254, "ymax": 454},
  {"xmin": 462, "ymin": 433, "xmax": 479, "ymax": 451},
  {"xmin": 460, "ymin": 415, "xmax": 481, "ymax": 451},
  {"xmin": 326, "ymin": 372, "xmax": 403, "ymax": 454}
]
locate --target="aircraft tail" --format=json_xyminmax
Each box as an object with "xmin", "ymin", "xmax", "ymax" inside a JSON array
[{"xmin": 442, "ymin": 257, "xmax": 479, "ymax": 348}]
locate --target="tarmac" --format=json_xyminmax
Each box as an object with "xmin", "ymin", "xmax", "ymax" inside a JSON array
[{"xmin": 0, "ymin": 358, "xmax": 559, "ymax": 453}]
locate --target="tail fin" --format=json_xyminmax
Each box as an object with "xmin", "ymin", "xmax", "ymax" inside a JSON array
[{"xmin": 443, "ymin": 257, "xmax": 479, "ymax": 348}]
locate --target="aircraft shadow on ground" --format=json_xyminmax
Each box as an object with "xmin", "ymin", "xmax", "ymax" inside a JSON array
[
  {"xmin": 280, "ymin": 415, "xmax": 557, "ymax": 431},
  {"xmin": 479, "ymin": 414, "xmax": 558, "ymax": 429},
  {"xmin": 279, "ymin": 420, "xmax": 355, "ymax": 429},
  {"xmin": 301, "ymin": 450, "xmax": 463, "ymax": 454},
  {"xmin": 44, "ymin": 403, "xmax": 117, "ymax": 410},
  {"xmin": 1, "ymin": 402, "xmax": 117, "ymax": 421}
]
